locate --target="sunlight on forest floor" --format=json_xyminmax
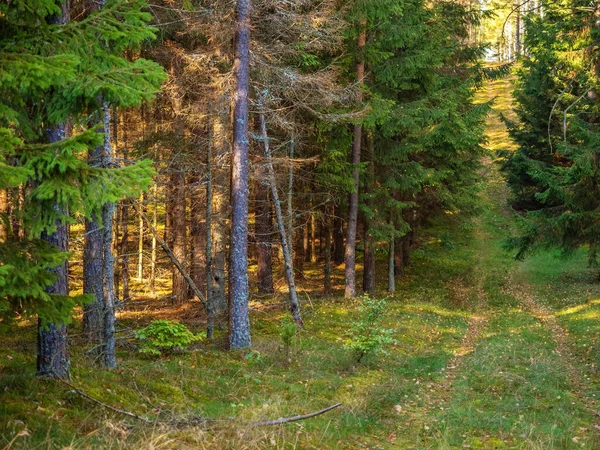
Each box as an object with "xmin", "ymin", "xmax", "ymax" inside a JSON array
[{"xmin": 3, "ymin": 76, "xmax": 600, "ymax": 449}]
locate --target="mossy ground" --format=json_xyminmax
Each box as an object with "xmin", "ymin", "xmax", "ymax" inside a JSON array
[{"xmin": 2, "ymin": 76, "xmax": 600, "ymax": 449}]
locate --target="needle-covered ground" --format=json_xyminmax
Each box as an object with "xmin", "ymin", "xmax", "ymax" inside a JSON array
[{"xmin": 2, "ymin": 76, "xmax": 600, "ymax": 449}]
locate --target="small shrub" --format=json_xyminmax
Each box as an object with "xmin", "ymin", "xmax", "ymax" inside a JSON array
[
  {"xmin": 134, "ymin": 320, "xmax": 202, "ymax": 356},
  {"xmin": 280, "ymin": 317, "xmax": 297, "ymax": 356},
  {"xmin": 345, "ymin": 296, "xmax": 395, "ymax": 363}
]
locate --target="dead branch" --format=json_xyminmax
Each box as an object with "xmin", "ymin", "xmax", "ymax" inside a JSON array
[
  {"xmin": 57, "ymin": 377, "xmax": 157, "ymax": 425},
  {"xmin": 250, "ymin": 403, "xmax": 342, "ymax": 427}
]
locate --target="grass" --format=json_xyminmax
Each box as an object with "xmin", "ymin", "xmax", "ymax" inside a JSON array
[{"xmin": 3, "ymin": 75, "xmax": 600, "ymax": 449}]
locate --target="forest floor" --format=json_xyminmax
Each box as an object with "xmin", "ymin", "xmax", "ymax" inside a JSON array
[{"xmin": 3, "ymin": 77, "xmax": 600, "ymax": 449}]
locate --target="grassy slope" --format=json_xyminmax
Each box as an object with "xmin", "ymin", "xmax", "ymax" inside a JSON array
[{"xmin": 2, "ymin": 77, "xmax": 600, "ymax": 449}]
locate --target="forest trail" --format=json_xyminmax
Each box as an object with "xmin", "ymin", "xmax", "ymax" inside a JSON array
[{"xmin": 398, "ymin": 76, "xmax": 600, "ymax": 449}]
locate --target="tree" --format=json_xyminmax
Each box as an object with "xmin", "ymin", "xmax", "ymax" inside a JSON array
[
  {"xmin": 0, "ymin": 0, "xmax": 164, "ymax": 376},
  {"xmin": 503, "ymin": 1, "xmax": 600, "ymax": 264},
  {"xmin": 229, "ymin": 0, "xmax": 253, "ymax": 349}
]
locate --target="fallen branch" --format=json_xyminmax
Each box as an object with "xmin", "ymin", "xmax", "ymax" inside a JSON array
[
  {"xmin": 57, "ymin": 377, "xmax": 157, "ymax": 425},
  {"xmin": 250, "ymin": 403, "xmax": 342, "ymax": 427}
]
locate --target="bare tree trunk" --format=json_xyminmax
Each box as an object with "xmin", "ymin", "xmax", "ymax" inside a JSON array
[
  {"xmin": 333, "ymin": 208, "xmax": 344, "ymax": 265},
  {"xmin": 294, "ymin": 218, "xmax": 305, "ymax": 279},
  {"xmin": 206, "ymin": 123, "xmax": 215, "ymax": 338},
  {"xmin": 38, "ymin": 121, "xmax": 71, "ymax": 379},
  {"xmin": 344, "ymin": 25, "xmax": 366, "ymax": 298},
  {"xmin": 287, "ymin": 137, "xmax": 294, "ymax": 251},
  {"xmin": 0, "ymin": 189, "xmax": 7, "ymax": 241},
  {"xmin": 137, "ymin": 192, "xmax": 144, "ymax": 281},
  {"xmin": 229, "ymin": 0, "xmax": 252, "ymax": 349},
  {"xmin": 211, "ymin": 110, "xmax": 229, "ymax": 331},
  {"xmin": 362, "ymin": 132, "xmax": 375, "ymax": 294},
  {"xmin": 171, "ymin": 170, "xmax": 188, "ymax": 304},
  {"xmin": 258, "ymin": 105, "xmax": 303, "ymax": 326},
  {"xmin": 190, "ymin": 169, "xmax": 206, "ymax": 302},
  {"xmin": 324, "ymin": 209, "xmax": 332, "ymax": 295},
  {"xmin": 119, "ymin": 200, "xmax": 130, "ymax": 300},
  {"xmin": 394, "ymin": 236, "xmax": 404, "ymax": 277},
  {"xmin": 255, "ymin": 165, "xmax": 274, "ymax": 295},
  {"xmin": 150, "ymin": 183, "xmax": 158, "ymax": 297},
  {"xmin": 388, "ymin": 234, "xmax": 395, "ymax": 293},
  {"xmin": 310, "ymin": 211, "xmax": 316, "ymax": 263}
]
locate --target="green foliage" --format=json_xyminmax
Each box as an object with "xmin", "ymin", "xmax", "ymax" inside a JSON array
[
  {"xmin": 134, "ymin": 320, "xmax": 202, "ymax": 356},
  {"xmin": 0, "ymin": 0, "xmax": 164, "ymax": 326},
  {"xmin": 279, "ymin": 317, "xmax": 297, "ymax": 356},
  {"xmin": 502, "ymin": 1, "xmax": 600, "ymax": 263},
  {"xmin": 345, "ymin": 296, "xmax": 395, "ymax": 363}
]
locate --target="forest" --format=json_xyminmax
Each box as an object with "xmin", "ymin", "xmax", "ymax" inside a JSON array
[{"xmin": 3, "ymin": 0, "xmax": 600, "ymax": 448}]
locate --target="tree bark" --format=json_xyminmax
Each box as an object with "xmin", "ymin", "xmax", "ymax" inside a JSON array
[
  {"xmin": 258, "ymin": 105, "xmax": 302, "ymax": 326},
  {"xmin": 171, "ymin": 170, "xmax": 188, "ymax": 304},
  {"xmin": 190, "ymin": 169, "xmax": 206, "ymax": 301},
  {"xmin": 323, "ymin": 209, "xmax": 332, "ymax": 295},
  {"xmin": 206, "ymin": 122, "xmax": 215, "ymax": 338},
  {"xmin": 137, "ymin": 192, "xmax": 144, "ymax": 281},
  {"xmin": 229, "ymin": 0, "xmax": 252, "ymax": 349},
  {"xmin": 344, "ymin": 25, "xmax": 367, "ymax": 298},
  {"xmin": 333, "ymin": 207, "xmax": 345, "ymax": 265},
  {"xmin": 388, "ymin": 234, "xmax": 395, "ymax": 292},
  {"xmin": 0, "ymin": 189, "xmax": 7, "ymax": 242},
  {"xmin": 38, "ymin": 121, "xmax": 71, "ymax": 379},
  {"xmin": 255, "ymin": 166, "xmax": 274, "ymax": 295},
  {"xmin": 210, "ymin": 110, "xmax": 229, "ymax": 332},
  {"xmin": 150, "ymin": 183, "xmax": 158, "ymax": 297},
  {"xmin": 362, "ymin": 132, "xmax": 375, "ymax": 294}
]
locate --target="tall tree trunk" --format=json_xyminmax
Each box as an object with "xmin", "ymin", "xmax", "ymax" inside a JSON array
[
  {"xmin": 0, "ymin": 189, "xmax": 7, "ymax": 241},
  {"xmin": 287, "ymin": 136, "xmax": 294, "ymax": 251},
  {"xmin": 37, "ymin": 123, "xmax": 70, "ymax": 379},
  {"xmin": 137, "ymin": 192, "xmax": 144, "ymax": 281},
  {"xmin": 258, "ymin": 106, "xmax": 302, "ymax": 325},
  {"xmin": 362, "ymin": 132, "xmax": 375, "ymax": 294},
  {"xmin": 171, "ymin": 170, "xmax": 188, "ymax": 304},
  {"xmin": 206, "ymin": 122, "xmax": 215, "ymax": 338},
  {"xmin": 150, "ymin": 183, "xmax": 158, "ymax": 297},
  {"xmin": 229, "ymin": 0, "xmax": 252, "ymax": 349},
  {"xmin": 323, "ymin": 209, "xmax": 332, "ymax": 295},
  {"xmin": 394, "ymin": 236, "xmax": 404, "ymax": 277},
  {"xmin": 294, "ymin": 218, "xmax": 305, "ymax": 278},
  {"xmin": 388, "ymin": 233, "xmax": 395, "ymax": 292},
  {"xmin": 310, "ymin": 211, "xmax": 316, "ymax": 263},
  {"xmin": 211, "ymin": 110, "xmax": 229, "ymax": 332},
  {"xmin": 190, "ymin": 169, "xmax": 206, "ymax": 301},
  {"xmin": 119, "ymin": 200, "xmax": 130, "ymax": 300},
  {"xmin": 344, "ymin": 25, "xmax": 367, "ymax": 298},
  {"xmin": 333, "ymin": 207, "xmax": 345, "ymax": 265},
  {"xmin": 255, "ymin": 166, "xmax": 274, "ymax": 294}
]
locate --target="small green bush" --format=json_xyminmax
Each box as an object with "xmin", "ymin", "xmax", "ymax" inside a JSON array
[
  {"xmin": 345, "ymin": 296, "xmax": 395, "ymax": 362},
  {"xmin": 280, "ymin": 317, "xmax": 297, "ymax": 357},
  {"xmin": 134, "ymin": 320, "xmax": 202, "ymax": 356}
]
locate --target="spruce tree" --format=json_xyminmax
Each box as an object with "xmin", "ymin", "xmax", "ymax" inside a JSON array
[{"xmin": 0, "ymin": 0, "xmax": 164, "ymax": 376}]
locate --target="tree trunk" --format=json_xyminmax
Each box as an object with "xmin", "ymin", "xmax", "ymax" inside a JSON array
[
  {"xmin": 333, "ymin": 207, "xmax": 345, "ymax": 265},
  {"xmin": 323, "ymin": 209, "xmax": 332, "ymax": 295},
  {"xmin": 137, "ymin": 192, "xmax": 144, "ymax": 281},
  {"xmin": 190, "ymin": 170, "xmax": 206, "ymax": 301},
  {"xmin": 0, "ymin": 189, "xmax": 7, "ymax": 241},
  {"xmin": 229, "ymin": 0, "xmax": 252, "ymax": 349},
  {"xmin": 394, "ymin": 236, "xmax": 404, "ymax": 277},
  {"xmin": 37, "ymin": 119, "xmax": 70, "ymax": 379},
  {"xmin": 258, "ymin": 105, "xmax": 303, "ymax": 326},
  {"xmin": 388, "ymin": 235, "xmax": 395, "ymax": 292},
  {"xmin": 206, "ymin": 122, "xmax": 215, "ymax": 338},
  {"xmin": 171, "ymin": 170, "xmax": 188, "ymax": 304},
  {"xmin": 344, "ymin": 25, "xmax": 367, "ymax": 298},
  {"xmin": 150, "ymin": 183, "xmax": 158, "ymax": 297},
  {"xmin": 210, "ymin": 110, "xmax": 229, "ymax": 332},
  {"xmin": 362, "ymin": 132, "xmax": 375, "ymax": 295},
  {"xmin": 119, "ymin": 200, "xmax": 130, "ymax": 300},
  {"xmin": 255, "ymin": 166, "xmax": 274, "ymax": 294}
]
